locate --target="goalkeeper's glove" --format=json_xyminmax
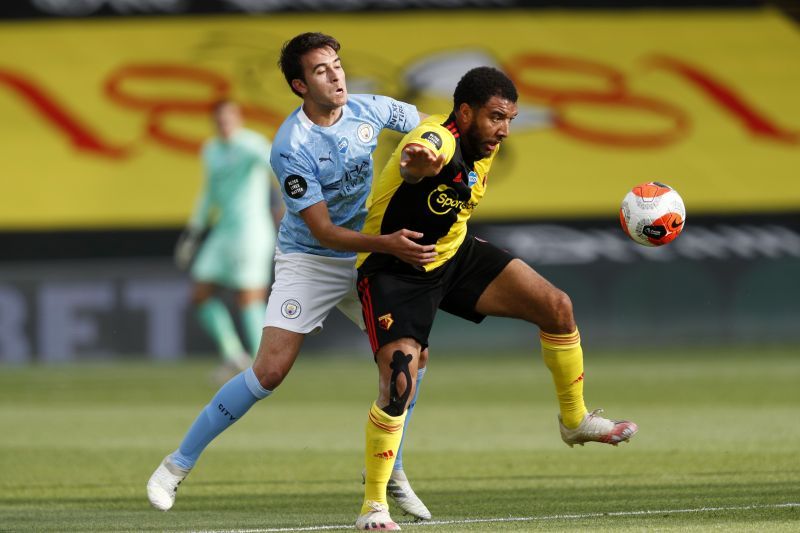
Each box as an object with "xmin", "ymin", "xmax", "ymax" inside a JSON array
[{"xmin": 174, "ymin": 227, "xmax": 204, "ymax": 271}]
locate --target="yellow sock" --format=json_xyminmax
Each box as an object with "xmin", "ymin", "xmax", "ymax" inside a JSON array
[
  {"xmin": 362, "ymin": 402, "xmax": 406, "ymax": 514},
  {"xmin": 540, "ymin": 329, "xmax": 588, "ymax": 429}
]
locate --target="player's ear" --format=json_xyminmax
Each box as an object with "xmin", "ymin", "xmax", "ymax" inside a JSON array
[
  {"xmin": 291, "ymin": 79, "xmax": 308, "ymax": 96},
  {"xmin": 457, "ymin": 102, "xmax": 473, "ymax": 123}
]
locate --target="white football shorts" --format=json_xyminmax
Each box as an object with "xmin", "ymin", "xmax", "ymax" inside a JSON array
[{"xmin": 263, "ymin": 249, "xmax": 365, "ymax": 334}]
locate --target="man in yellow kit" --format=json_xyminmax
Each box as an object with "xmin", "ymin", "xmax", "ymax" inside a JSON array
[{"xmin": 354, "ymin": 66, "xmax": 638, "ymax": 530}]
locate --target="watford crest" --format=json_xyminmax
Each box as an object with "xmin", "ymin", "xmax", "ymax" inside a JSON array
[{"xmin": 377, "ymin": 313, "xmax": 394, "ymax": 330}]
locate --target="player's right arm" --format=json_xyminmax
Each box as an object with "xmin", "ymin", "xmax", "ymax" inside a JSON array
[
  {"xmin": 299, "ymin": 202, "xmax": 436, "ymax": 267},
  {"xmin": 398, "ymin": 124, "xmax": 455, "ymax": 183}
]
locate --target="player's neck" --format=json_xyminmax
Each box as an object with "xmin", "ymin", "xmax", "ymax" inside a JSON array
[{"xmin": 302, "ymin": 101, "xmax": 344, "ymax": 127}]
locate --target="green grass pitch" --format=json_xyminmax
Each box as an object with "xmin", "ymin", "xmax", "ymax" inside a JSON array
[{"xmin": 1, "ymin": 348, "xmax": 798, "ymax": 531}]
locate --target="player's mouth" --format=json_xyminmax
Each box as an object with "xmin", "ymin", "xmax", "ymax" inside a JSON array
[{"xmin": 484, "ymin": 140, "xmax": 501, "ymax": 152}]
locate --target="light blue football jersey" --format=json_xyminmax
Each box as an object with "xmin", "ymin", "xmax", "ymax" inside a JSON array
[{"xmin": 270, "ymin": 94, "xmax": 419, "ymax": 258}]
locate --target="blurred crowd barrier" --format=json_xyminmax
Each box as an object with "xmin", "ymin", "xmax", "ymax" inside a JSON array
[{"xmin": 1, "ymin": 2, "xmax": 799, "ymax": 361}]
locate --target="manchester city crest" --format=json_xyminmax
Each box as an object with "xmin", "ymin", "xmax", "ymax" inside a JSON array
[
  {"xmin": 357, "ymin": 123, "xmax": 375, "ymax": 143},
  {"xmin": 281, "ymin": 299, "xmax": 301, "ymax": 319}
]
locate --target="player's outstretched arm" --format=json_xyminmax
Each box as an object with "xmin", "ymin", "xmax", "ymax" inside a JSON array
[
  {"xmin": 399, "ymin": 143, "xmax": 446, "ymax": 184},
  {"xmin": 300, "ymin": 202, "xmax": 437, "ymax": 268}
]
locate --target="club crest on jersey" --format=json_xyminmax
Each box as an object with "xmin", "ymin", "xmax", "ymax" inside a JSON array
[
  {"xmin": 377, "ymin": 313, "xmax": 394, "ymax": 330},
  {"xmin": 281, "ymin": 299, "xmax": 301, "ymax": 319},
  {"xmin": 337, "ymin": 137, "xmax": 349, "ymax": 154},
  {"xmin": 357, "ymin": 123, "xmax": 374, "ymax": 143},
  {"xmin": 467, "ymin": 171, "xmax": 478, "ymax": 187}
]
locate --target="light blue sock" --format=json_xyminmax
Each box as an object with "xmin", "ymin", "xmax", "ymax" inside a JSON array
[
  {"xmin": 394, "ymin": 366, "xmax": 426, "ymax": 472},
  {"xmin": 170, "ymin": 367, "xmax": 271, "ymax": 469}
]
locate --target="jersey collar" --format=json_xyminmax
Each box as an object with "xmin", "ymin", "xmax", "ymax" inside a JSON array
[{"xmin": 297, "ymin": 103, "xmax": 349, "ymax": 130}]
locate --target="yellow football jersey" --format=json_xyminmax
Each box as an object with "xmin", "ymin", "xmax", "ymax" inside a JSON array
[{"xmin": 358, "ymin": 113, "xmax": 498, "ymax": 272}]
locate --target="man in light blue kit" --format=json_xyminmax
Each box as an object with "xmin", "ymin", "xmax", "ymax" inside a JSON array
[
  {"xmin": 175, "ymin": 100, "xmax": 282, "ymax": 376},
  {"xmin": 148, "ymin": 33, "xmax": 436, "ymax": 521}
]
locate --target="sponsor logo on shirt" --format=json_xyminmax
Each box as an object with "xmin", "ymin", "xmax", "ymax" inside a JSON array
[
  {"xmin": 387, "ymin": 101, "xmax": 407, "ymax": 130},
  {"xmin": 427, "ymin": 184, "xmax": 477, "ymax": 215}
]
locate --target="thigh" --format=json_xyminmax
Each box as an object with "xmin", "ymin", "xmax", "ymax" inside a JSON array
[
  {"xmin": 264, "ymin": 252, "xmax": 356, "ymax": 334},
  {"xmin": 357, "ymin": 270, "xmax": 442, "ymax": 354},
  {"xmin": 474, "ymin": 258, "xmax": 568, "ymax": 325},
  {"xmin": 438, "ymin": 237, "xmax": 514, "ymax": 323}
]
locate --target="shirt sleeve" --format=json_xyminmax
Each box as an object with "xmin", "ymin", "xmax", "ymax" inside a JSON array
[
  {"xmin": 270, "ymin": 147, "xmax": 323, "ymax": 214},
  {"xmin": 370, "ymin": 95, "xmax": 420, "ymax": 134},
  {"xmin": 187, "ymin": 145, "xmax": 213, "ymax": 230},
  {"xmin": 403, "ymin": 123, "xmax": 457, "ymax": 165}
]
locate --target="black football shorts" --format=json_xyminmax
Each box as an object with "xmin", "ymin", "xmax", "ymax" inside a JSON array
[{"xmin": 357, "ymin": 236, "xmax": 514, "ymax": 353}]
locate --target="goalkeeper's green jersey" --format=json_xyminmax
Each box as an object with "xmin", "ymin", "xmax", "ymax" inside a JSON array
[{"xmin": 189, "ymin": 128, "xmax": 274, "ymax": 242}]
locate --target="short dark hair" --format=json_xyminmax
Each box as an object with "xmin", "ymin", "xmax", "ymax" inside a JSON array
[
  {"xmin": 453, "ymin": 67, "xmax": 518, "ymax": 112},
  {"xmin": 278, "ymin": 32, "xmax": 341, "ymax": 97}
]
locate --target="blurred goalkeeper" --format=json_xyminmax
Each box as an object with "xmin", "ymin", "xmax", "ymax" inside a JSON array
[{"xmin": 175, "ymin": 100, "xmax": 282, "ymax": 374}]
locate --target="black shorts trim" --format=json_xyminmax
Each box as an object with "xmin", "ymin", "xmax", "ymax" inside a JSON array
[{"xmin": 357, "ymin": 236, "xmax": 514, "ymax": 353}]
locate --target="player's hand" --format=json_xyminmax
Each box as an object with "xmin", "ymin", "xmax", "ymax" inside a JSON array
[
  {"xmin": 400, "ymin": 144, "xmax": 446, "ymax": 183},
  {"xmin": 382, "ymin": 229, "xmax": 437, "ymax": 268},
  {"xmin": 174, "ymin": 228, "xmax": 203, "ymax": 271}
]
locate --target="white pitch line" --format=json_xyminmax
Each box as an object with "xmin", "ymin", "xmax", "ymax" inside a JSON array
[{"xmin": 195, "ymin": 502, "xmax": 800, "ymax": 533}]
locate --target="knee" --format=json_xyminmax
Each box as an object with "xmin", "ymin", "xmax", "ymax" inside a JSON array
[
  {"xmin": 377, "ymin": 345, "xmax": 418, "ymax": 416},
  {"xmin": 191, "ymin": 285, "xmax": 214, "ymax": 306},
  {"xmin": 544, "ymin": 290, "xmax": 576, "ymax": 334},
  {"xmin": 251, "ymin": 362, "xmax": 288, "ymax": 391}
]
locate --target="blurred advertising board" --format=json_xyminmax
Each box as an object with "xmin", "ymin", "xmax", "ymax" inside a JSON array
[
  {"xmin": 1, "ymin": 216, "xmax": 798, "ymax": 362},
  {"xmin": 1, "ymin": 9, "xmax": 799, "ymax": 230}
]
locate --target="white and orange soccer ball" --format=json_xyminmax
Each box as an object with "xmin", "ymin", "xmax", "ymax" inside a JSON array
[{"xmin": 619, "ymin": 182, "xmax": 686, "ymax": 247}]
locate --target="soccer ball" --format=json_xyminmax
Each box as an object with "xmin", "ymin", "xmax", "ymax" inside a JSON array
[{"xmin": 619, "ymin": 182, "xmax": 686, "ymax": 247}]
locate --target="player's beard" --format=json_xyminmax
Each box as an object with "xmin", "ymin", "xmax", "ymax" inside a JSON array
[{"xmin": 462, "ymin": 120, "xmax": 501, "ymax": 161}]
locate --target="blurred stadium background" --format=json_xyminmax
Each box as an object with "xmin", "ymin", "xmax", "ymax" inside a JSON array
[
  {"xmin": 1, "ymin": 0, "xmax": 799, "ymax": 363},
  {"xmin": 0, "ymin": 2, "xmax": 799, "ymax": 530}
]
